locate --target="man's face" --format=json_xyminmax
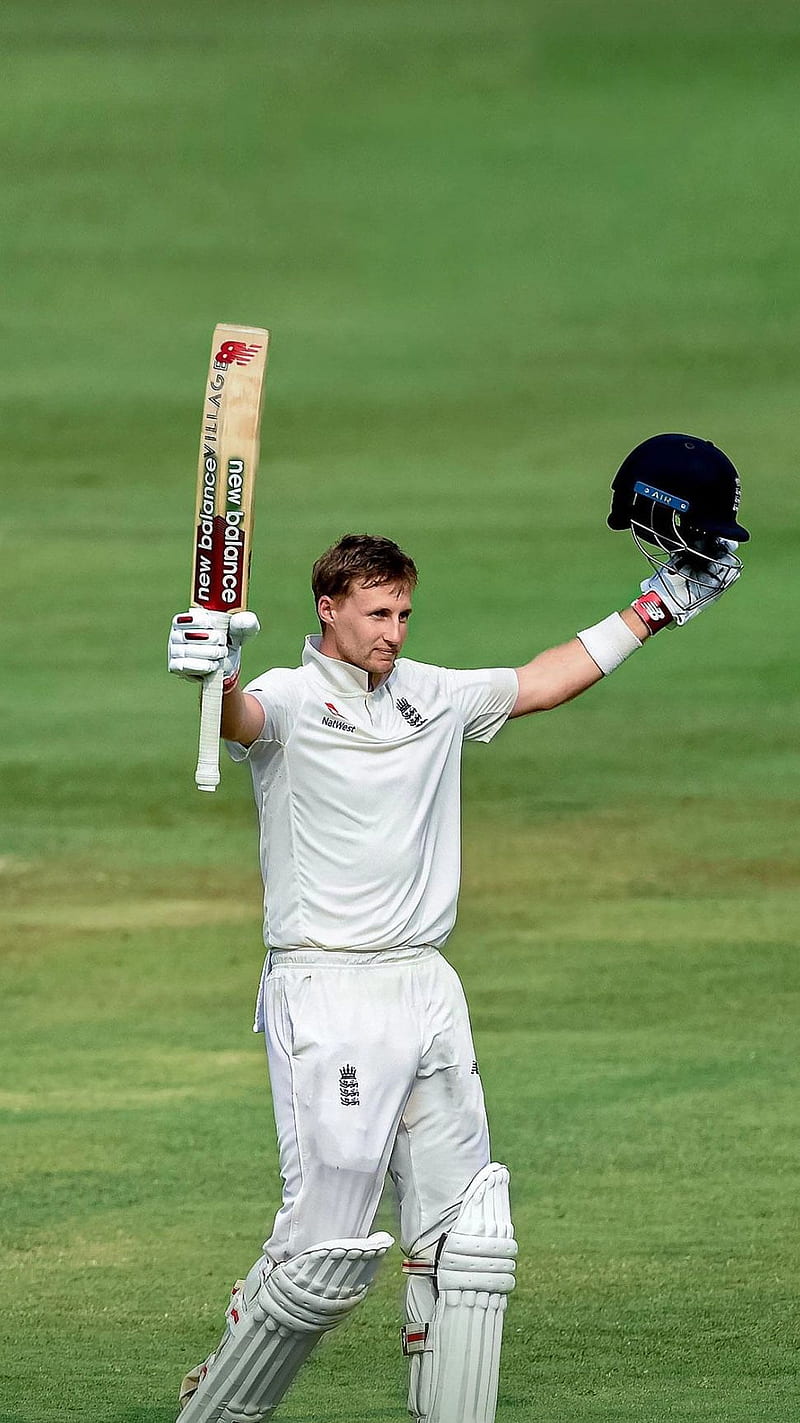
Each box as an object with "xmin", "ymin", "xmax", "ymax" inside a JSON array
[{"xmin": 318, "ymin": 579, "xmax": 413, "ymax": 681}]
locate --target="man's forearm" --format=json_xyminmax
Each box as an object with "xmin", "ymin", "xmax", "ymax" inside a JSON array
[
  {"xmin": 220, "ymin": 685, "xmax": 266, "ymax": 746},
  {"xmin": 510, "ymin": 608, "xmax": 652, "ymax": 717},
  {"xmin": 620, "ymin": 606, "xmax": 651, "ymax": 642}
]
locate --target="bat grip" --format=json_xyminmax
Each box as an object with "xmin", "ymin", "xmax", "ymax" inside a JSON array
[{"xmin": 194, "ymin": 611, "xmax": 231, "ymax": 792}]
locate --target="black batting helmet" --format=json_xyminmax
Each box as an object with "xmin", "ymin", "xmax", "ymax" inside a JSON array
[{"xmin": 608, "ymin": 433, "xmax": 750, "ymax": 550}]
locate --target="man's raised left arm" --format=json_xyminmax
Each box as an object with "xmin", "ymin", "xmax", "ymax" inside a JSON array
[
  {"xmin": 509, "ymin": 539, "xmax": 741, "ymax": 719},
  {"xmin": 510, "ymin": 608, "xmax": 649, "ymax": 716}
]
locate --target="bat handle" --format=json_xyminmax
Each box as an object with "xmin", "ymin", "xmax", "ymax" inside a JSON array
[{"xmin": 194, "ymin": 611, "xmax": 231, "ymax": 792}]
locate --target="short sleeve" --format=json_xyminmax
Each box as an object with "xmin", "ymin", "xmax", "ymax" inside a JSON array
[
  {"xmin": 444, "ymin": 666, "xmax": 519, "ymax": 743},
  {"xmin": 224, "ymin": 667, "xmax": 305, "ymax": 762}
]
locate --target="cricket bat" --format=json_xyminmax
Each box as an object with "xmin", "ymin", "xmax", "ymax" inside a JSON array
[{"xmin": 190, "ymin": 323, "xmax": 270, "ymax": 791}]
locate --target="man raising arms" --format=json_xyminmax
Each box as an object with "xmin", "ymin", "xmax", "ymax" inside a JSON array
[{"xmin": 167, "ymin": 442, "xmax": 745, "ymax": 1423}]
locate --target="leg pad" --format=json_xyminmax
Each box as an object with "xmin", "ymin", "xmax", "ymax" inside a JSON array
[
  {"xmin": 178, "ymin": 1231, "xmax": 393, "ymax": 1422},
  {"xmin": 403, "ymin": 1164, "xmax": 516, "ymax": 1423}
]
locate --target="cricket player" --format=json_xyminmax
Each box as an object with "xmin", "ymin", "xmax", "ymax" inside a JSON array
[{"xmin": 167, "ymin": 438, "xmax": 747, "ymax": 1423}]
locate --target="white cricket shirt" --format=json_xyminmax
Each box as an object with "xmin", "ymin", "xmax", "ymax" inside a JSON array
[{"xmin": 227, "ymin": 635, "xmax": 518, "ymax": 952}]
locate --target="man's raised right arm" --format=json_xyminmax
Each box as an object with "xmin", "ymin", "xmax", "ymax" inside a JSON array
[{"xmin": 220, "ymin": 683, "xmax": 266, "ymax": 746}]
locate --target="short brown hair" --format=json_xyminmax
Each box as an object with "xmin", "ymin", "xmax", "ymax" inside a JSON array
[{"xmin": 312, "ymin": 533, "xmax": 418, "ymax": 604}]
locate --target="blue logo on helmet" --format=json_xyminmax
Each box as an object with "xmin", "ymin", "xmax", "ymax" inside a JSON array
[{"xmin": 634, "ymin": 481, "xmax": 690, "ymax": 514}]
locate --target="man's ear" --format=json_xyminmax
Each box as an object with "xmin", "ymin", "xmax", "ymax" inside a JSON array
[{"xmin": 318, "ymin": 595, "xmax": 335, "ymax": 628}]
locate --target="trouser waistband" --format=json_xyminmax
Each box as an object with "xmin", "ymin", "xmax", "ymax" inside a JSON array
[{"xmin": 267, "ymin": 945, "xmax": 439, "ymax": 969}]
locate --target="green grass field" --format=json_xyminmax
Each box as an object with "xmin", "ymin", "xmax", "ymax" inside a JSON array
[{"xmin": 2, "ymin": 2, "xmax": 799, "ymax": 1419}]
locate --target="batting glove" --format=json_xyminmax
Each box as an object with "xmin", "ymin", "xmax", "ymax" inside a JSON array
[
  {"xmin": 634, "ymin": 540, "xmax": 741, "ymax": 629},
  {"xmin": 168, "ymin": 609, "xmax": 261, "ymax": 687}
]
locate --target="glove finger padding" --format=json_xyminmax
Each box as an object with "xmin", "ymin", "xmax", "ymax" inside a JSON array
[
  {"xmin": 168, "ymin": 609, "xmax": 260, "ymax": 682},
  {"xmin": 640, "ymin": 539, "xmax": 741, "ymax": 626},
  {"xmin": 168, "ymin": 609, "xmax": 229, "ymax": 679}
]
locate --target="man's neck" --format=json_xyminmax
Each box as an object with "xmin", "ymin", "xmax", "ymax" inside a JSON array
[
  {"xmin": 318, "ymin": 632, "xmax": 350, "ymax": 667},
  {"xmin": 316, "ymin": 633, "xmax": 381, "ymax": 690}
]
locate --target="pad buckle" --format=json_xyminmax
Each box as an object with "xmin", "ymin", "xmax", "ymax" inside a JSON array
[
  {"xmin": 401, "ymin": 1323, "xmax": 430, "ymax": 1356},
  {"xmin": 402, "ymin": 1257, "xmax": 435, "ymax": 1276}
]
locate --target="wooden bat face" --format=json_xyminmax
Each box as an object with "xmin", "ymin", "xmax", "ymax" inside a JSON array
[
  {"xmin": 191, "ymin": 325, "xmax": 270, "ymax": 613},
  {"xmin": 190, "ymin": 322, "xmax": 269, "ymax": 792}
]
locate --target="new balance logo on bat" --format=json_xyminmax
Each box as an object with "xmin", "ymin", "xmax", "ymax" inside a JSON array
[{"xmin": 214, "ymin": 340, "xmax": 263, "ymax": 368}]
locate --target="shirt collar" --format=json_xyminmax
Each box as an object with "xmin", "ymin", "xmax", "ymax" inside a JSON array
[{"xmin": 302, "ymin": 634, "xmax": 395, "ymax": 696}]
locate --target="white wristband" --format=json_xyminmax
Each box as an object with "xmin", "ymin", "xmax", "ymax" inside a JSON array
[{"xmin": 577, "ymin": 612, "xmax": 642, "ymax": 675}]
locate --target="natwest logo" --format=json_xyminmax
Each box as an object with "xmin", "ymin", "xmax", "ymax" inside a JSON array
[
  {"xmin": 321, "ymin": 702, "xmax": 356, "ymax": 733},
  {"xmin": 214, "ymin": 340, "xmax": 262, "ymax": 367}
]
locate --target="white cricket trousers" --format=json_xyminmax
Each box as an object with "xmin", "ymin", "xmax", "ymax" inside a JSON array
[{"xmin": 259, "ymin": 945, "xmax": 491, "ymax": 1262}]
